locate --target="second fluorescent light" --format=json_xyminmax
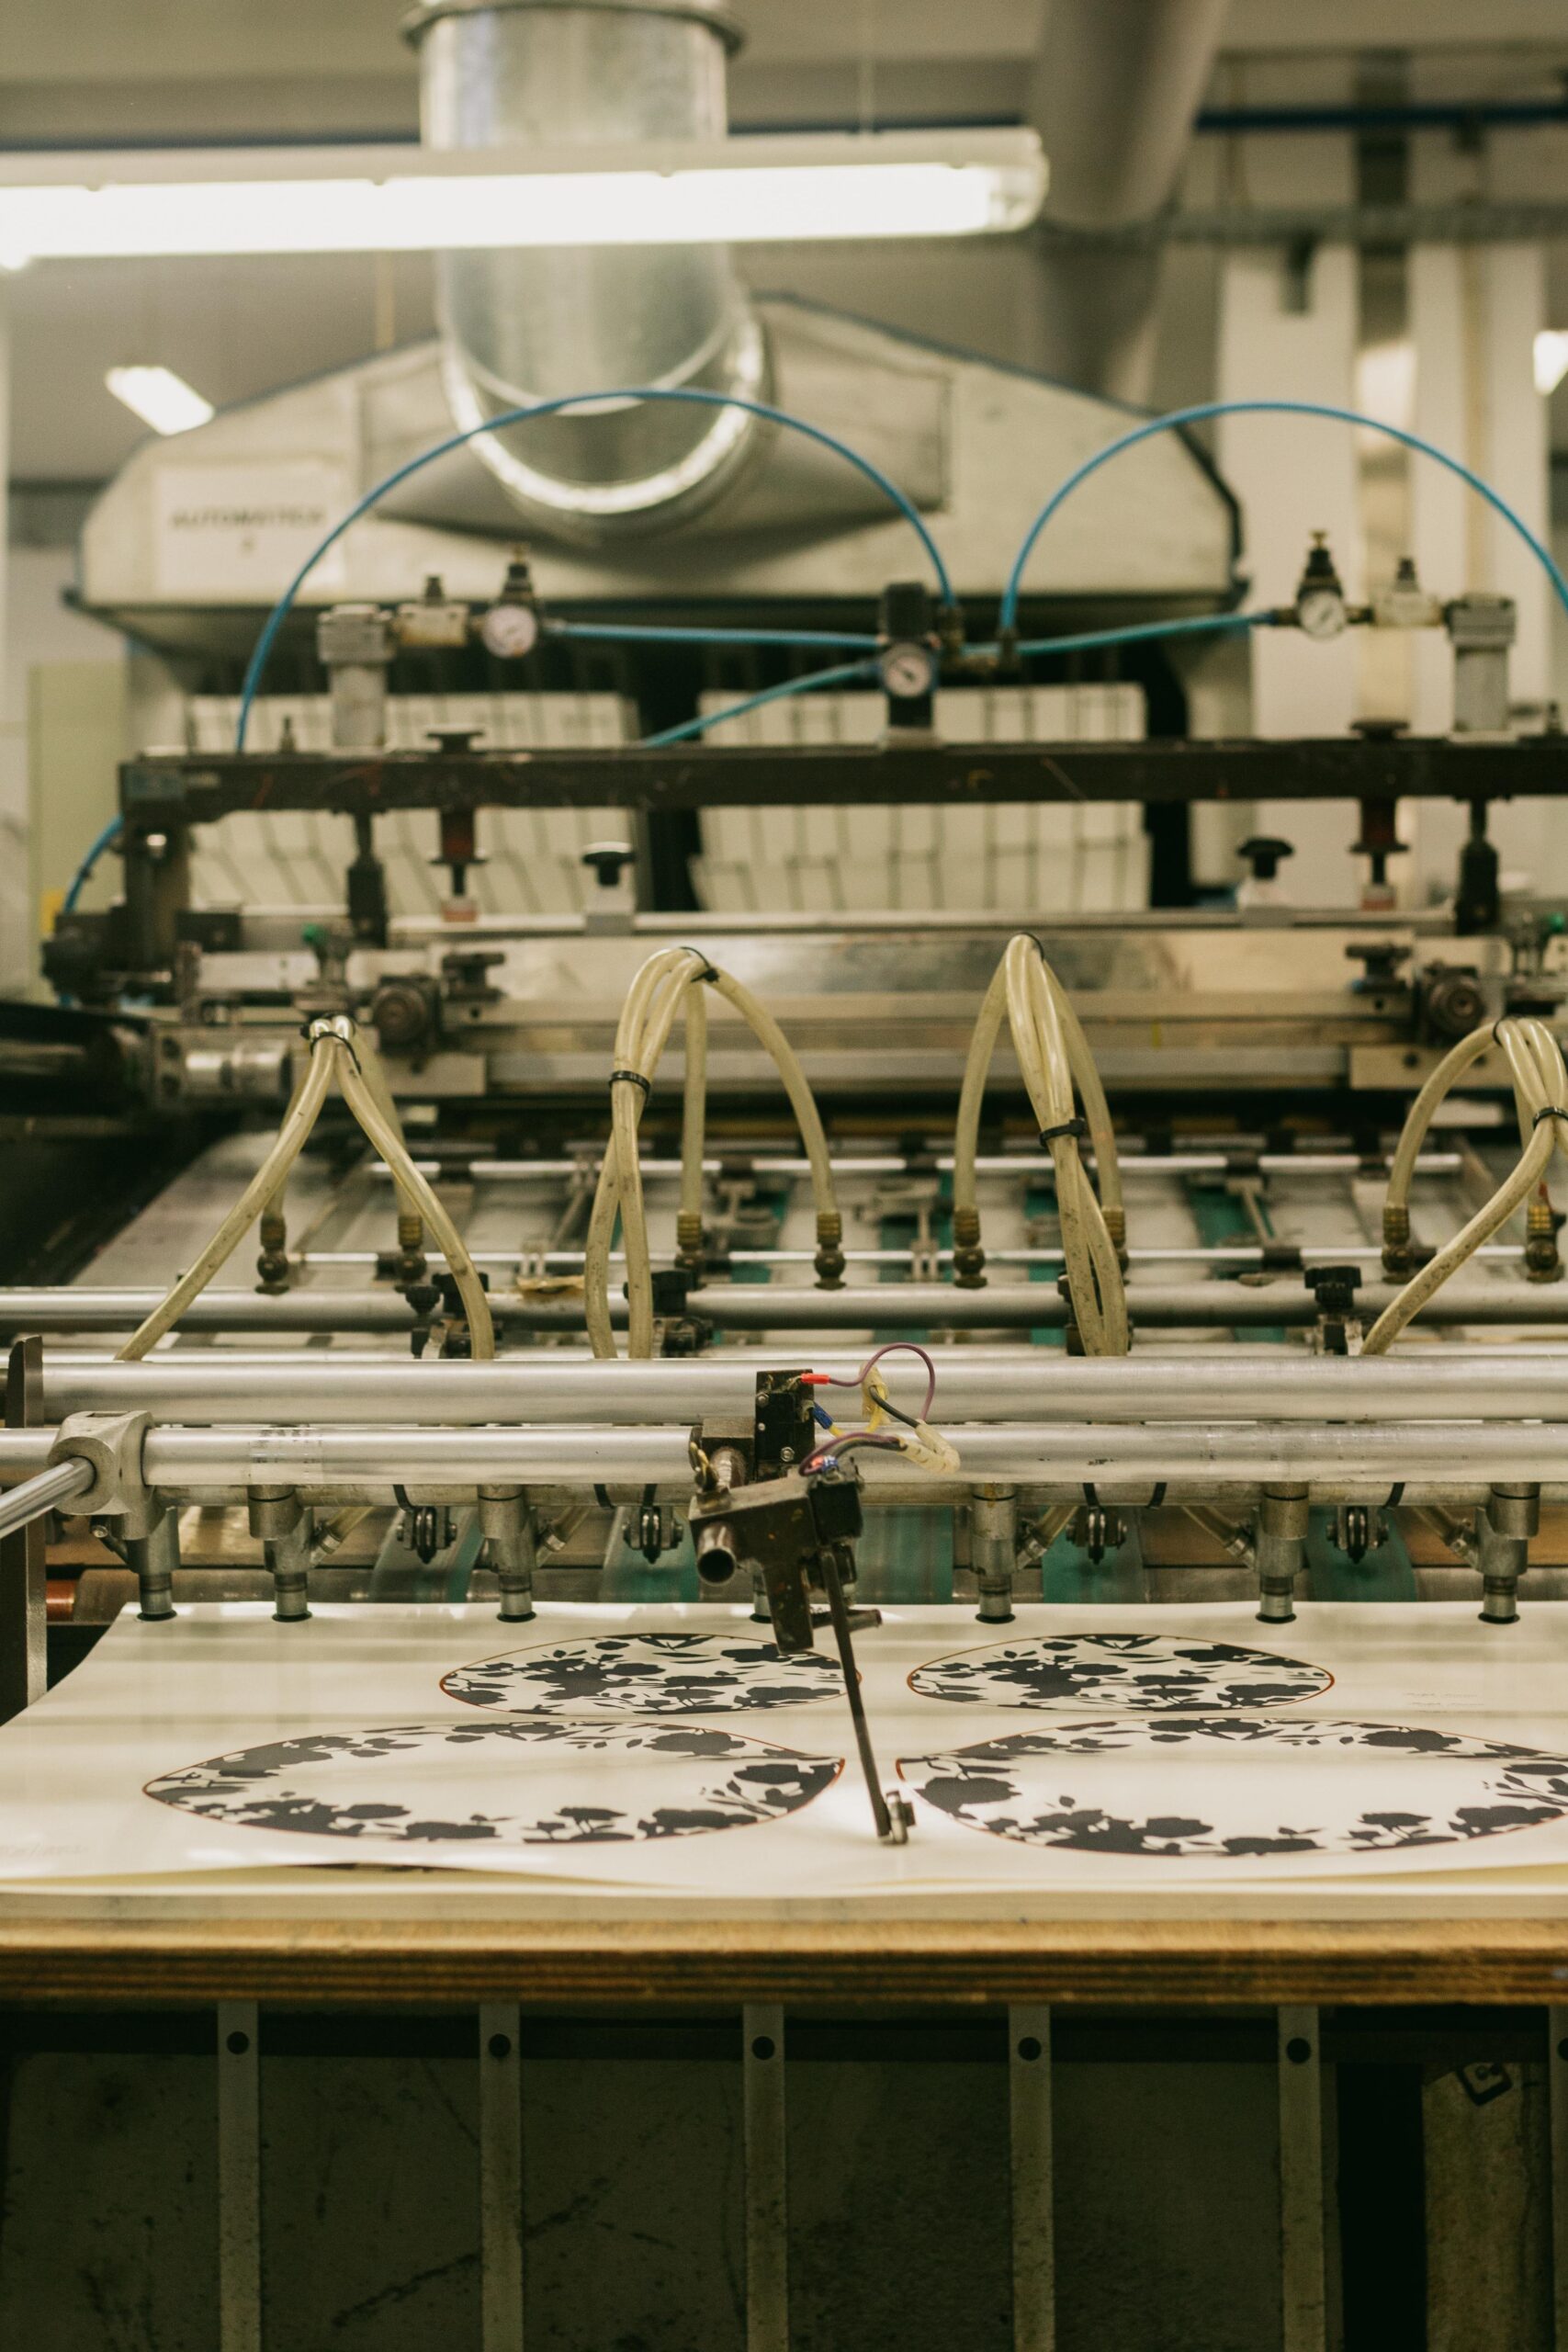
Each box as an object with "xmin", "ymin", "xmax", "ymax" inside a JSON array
[
  {"xmin": 107, "ymin": 367, "xmax": 215, "ymax": 435},
  {"xmin": 1537, "ymin": 330, "xmax": 1568, "ymax": 397},
  {"xmin": 0, "ymin": 131, "xmax": 1046, "ymax": 267}
]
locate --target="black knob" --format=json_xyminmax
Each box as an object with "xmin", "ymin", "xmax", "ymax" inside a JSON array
[
  {"xmin": 1308, "ymin": 1263, "xmax": 1361, "ymax": 1315},
  {"xmin": 1345, "ymin": 941, "xmax": 1412, "ymax": 989},
  {"xmin": 441, "ymin": 948, "xmax": 505, "ymax": 996},
  {"xmin": 649, "ymin": 1269, "xmax": 694, "ymax": 1317},
  {"xmin": 1423, "ymin": 964, "xmax": 1486, "ymax": 1042},
  {"xmin": 879, "ymin": 579, "xmax": 933, "ymax": 640},
  {"xmin": 1298, "ymin": 531, "xmax": 1342, "ymax": 592},
  {"xmin": 370, "ymin": 976, "xmax": 436, "ymax": 1053},
  {"xmin": 1239, "ymin": 836, "xmax": 1294, "ymax": 883},
  {"xmin": 582, "ymin": 841, "xmax": 635, "ymax": 887}
]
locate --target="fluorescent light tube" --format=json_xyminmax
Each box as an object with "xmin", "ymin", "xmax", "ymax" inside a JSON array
[
  {"xmin": 106, "ymin": 366, "xmax": 216, "ymax": 435},
  {"xmin": 0, "ymin": 131, "xmax": 1046, "ymax": 266},
  {"xmin": 1536, "ymin": 330, "xmax": 1568, "ymax": 397}
]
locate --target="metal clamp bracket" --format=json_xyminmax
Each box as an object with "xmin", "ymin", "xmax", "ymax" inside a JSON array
[{"xmin": 48, "ymin": 1411, "xmax": 160, "ymax": 1535}]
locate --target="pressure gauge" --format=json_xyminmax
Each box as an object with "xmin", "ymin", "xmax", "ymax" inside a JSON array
[
  {"xmin": 480, "ymin": 600, "xmax": 540, "ymax": 661},
  {"xmin": 1294, "ymin": 587, "xmax": 1348, "ymax": 642},
  {"xmin": 880, "ymin": 641, "xmax": 938, "ymax": 700}
]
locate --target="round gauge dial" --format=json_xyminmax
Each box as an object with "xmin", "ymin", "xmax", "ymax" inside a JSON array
[
  {"xmin": 1295, "ymin": 589, "xmax": 1347, "ymax": 642},
  {"xmin": 880, "ymin": 643, "xmax": 938, "ymax": 700},
  {"xmin": 480, "ymin": 601, "xmax": 540, "ymax": 660}
]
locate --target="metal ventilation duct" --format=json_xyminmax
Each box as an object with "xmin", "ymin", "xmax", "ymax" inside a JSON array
[
  {"xmin": 408, "ymin": 0, "xmax": 766, "ymax": 542},
  {"xmin": 1028, "ymin": 0, "xmax": 1228, "ymax": 401}
]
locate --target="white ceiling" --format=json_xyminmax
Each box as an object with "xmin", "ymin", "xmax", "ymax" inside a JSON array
[
  {"xmin": 4, "ymin": 1, "xmax": 1567, "ymax": 83},
  {"xmin": 2, "ymin": 0, "xmax": 1566, "ymax": 486}
]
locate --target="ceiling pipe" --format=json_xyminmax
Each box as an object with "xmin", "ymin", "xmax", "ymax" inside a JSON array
[
  {"xmin": 1026, "ymin": 0, "xmax": 1228, "ymax": 404},
  {"xmin": 407, "ymin": 0, "xmax": 766, "ymax": 542}
]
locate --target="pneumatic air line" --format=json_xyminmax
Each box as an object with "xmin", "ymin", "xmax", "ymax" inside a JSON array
[
  {"xmin": 1368, "ymin": 1016, "xmax": 1568, "ymax": 1354},
  {"xmin": 952, "ymin": 935, "xmax": 1128, "ymax": 1358},
  {"xmin": 117, "ymin": 1017, "xmax": 494, "ymax": 1364},
  {"xmin": 584, "ymin": 948, "xmax": 842, "ymax": 1361}
]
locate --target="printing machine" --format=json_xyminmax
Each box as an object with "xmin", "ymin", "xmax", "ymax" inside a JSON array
[
  {"xmin": 6, "ymin": 3, "xmax": 1568, "ymax": 2335},
  {"xmin": 4, "ymin": 538, "xmax": 1568, "ymax": 2346}
]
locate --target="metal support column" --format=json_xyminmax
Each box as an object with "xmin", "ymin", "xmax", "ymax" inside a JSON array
[
  {"xmin": 743, "ymin": 2004, "xmax": 788, "ymax": 2352},
  {"xmin": 217, "ymin": 2000, "xmax": 262, "ymax": 2352},
  {"xmin": 0, "ymin": 1337, "xmax": 47, "ymax": 1721},
  {"xmin": 1550, "ymin": 2005, "xmax": 1568, "ymax": 2348},
  {"xmin": 1010, "ymin": 2003, "xmax": 1055, "ymax": 2352},
  {"xmin": 1278, "ymin": 2005, "xmax": 1326, "ymax": 2352},
  {"xmin": 479, "ymin": 2002, "xmax": 525, "ymax": 2351}
]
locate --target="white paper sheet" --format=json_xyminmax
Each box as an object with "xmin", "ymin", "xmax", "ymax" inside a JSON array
[{"xmin": 8, "ymin": 1600, "xmax": 1568, "ymax": 1894}]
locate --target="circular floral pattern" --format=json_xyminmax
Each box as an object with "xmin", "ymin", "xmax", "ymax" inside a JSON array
[
  {"xmin": 898, "ymin": 1714, "xmax": 1568, "ymax": 1859},
  {"xmin": 442, "ymin": 1632, "xmax": 840, "ymax": 1717},
  {"xmin": 908, "ymin": 1633, "xmax": 1332, "ymax": 1713},
  {"xmin": 145, "ymin": 1719, "xmax": 842, "ymax": 1848}
]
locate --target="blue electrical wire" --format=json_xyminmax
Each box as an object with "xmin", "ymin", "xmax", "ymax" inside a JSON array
[
  {"xmin": 637, "ymin": 613, "xmax": 1274, "ymax": 747},
  {"xmin": 59, "ymin": 609, "xmax": 1255, "ymax": 917},
  {"xmin": 638, "ymin": 661, "xmax": 879, "ymax": 749},
  {"xmin": 999, "ymin": 397, "xmax": 1568, "ymax": 633},
  {"xmin": 546, "ymin": 621, "xmax": 881, "ymax": 650},
  {"xmin": 235, "ymin": 385, "xmax": 954, "ymax": 747},
  {"xmin": 1009, "ymin": 610, "xmax": 1275, "ymax": 660},
  {"xmin": 61, "ymin": 814, "xmax": 126, "ymax": 918}
]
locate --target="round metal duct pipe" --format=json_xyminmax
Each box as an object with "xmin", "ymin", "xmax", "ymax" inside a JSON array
[{"xmin": 408, "ymin": 0, "xmax": 767, "ymax": 540}]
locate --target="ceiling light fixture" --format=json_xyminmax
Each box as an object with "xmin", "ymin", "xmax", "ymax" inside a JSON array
[
  {"xmin": 106, "ymin": 365, "xmax": 216, "ymax": 435},
  {"xmin": 0, "ymin": 131, "xmax": 1046, "ymax": 268},
  {"xmin": 1536, "ymin": 330, "xmax": 1568, "ymax": 398}
]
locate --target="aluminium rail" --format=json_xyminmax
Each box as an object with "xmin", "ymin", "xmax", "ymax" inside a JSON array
[
  {"xmin": 35, "ymin": 1352, "xmax": 1568, "ymax": 1427},
  {"xmin": 0, "ymin": 1422, "xmax": 1565, "ymax": 1506},
  {"xmin": 6, "ymin": 1283, "xmax": 1568, "ymax": 1334}
]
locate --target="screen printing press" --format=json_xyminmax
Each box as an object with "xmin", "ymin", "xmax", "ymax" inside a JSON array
[{"xmin": 9, "ymin": 688, "xmax": 1568, "ymax": 2349}]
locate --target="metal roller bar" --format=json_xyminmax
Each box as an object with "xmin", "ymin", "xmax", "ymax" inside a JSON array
[
  {"xmin": 0, "ymin": 1290, "xmax": 421, "ymax": 1333},
  {"xmin": 299, "ymin": 1239, "xmax": 1501, "ymax": 1273},
  {"xmin": 0, "ymin": 1421, "xmax": 1565, "ymax": 1491},
  {"xmin": 12, "ymin": 1281, "xmax": 1566, "ymax": 1336},
  {"xmin": 370, "ymin": 1152, "xmax": 1461, "ymax": 1182},
  {"xmin": 39, "ymin": 1352, "xmax": 1568, "ymax": 1428},
  {"xmin": 0, "ymin": 1454, "xmax": 93, "ymax": 1539},
  {"xmin": 48, "ymin": 1343, "xmax": 1568, "ymax": 1371},
  {"xmin": 119, "ymin": 734, "xmax": 1568, "ymax": 814},
  {"xmin": 496, "ymin": 1283, "xmax": 1568, "ymax": 1332}
]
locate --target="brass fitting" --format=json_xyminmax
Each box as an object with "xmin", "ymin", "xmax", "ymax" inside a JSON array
[
  {"xmin": 255, "ymin": 1209, "xmax": 290, "ymax": 1294},
  {"xmin": 1102, "ymin": 1202, "xmax": 1128, "ymax": 1272},
  {"xmin": 674, "ymin": 1209, "xmax": 705, "ymax": 1276},
  {"xmin": 951, "ymin": 1204, "xmax": 987, "ymax": 1289},
  {"xmin": 1524, "ymin": 1193, "xmax": 1563, "ymax": 1283},
  {"xmin": 1382, "ymin": 1202, "xmax": 1412, "ymax": 1281},
  {"xmin": 392, "ymin": 1210, "xmax": 428, "ymax": 1289},
  {"xmin": 813, "ymin": 1210, "xmax": 846, "ymax": 1289}
]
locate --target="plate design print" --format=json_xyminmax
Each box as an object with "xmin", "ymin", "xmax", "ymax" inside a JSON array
[
  {"xmin": 145, "ymin": 1719, "xmax": 842, "ymax": 1847},
  {"xmin": 898, "ymin": 1714, "xmax": 1568, "ymax": 1858},
  {"xmin": 908, "ymin": 1633, "xmax": 1332, "ymax": 1712},
  {"xmin": 443, "ymin": 1632, "xmax": 840, "ymax": 1717}
]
